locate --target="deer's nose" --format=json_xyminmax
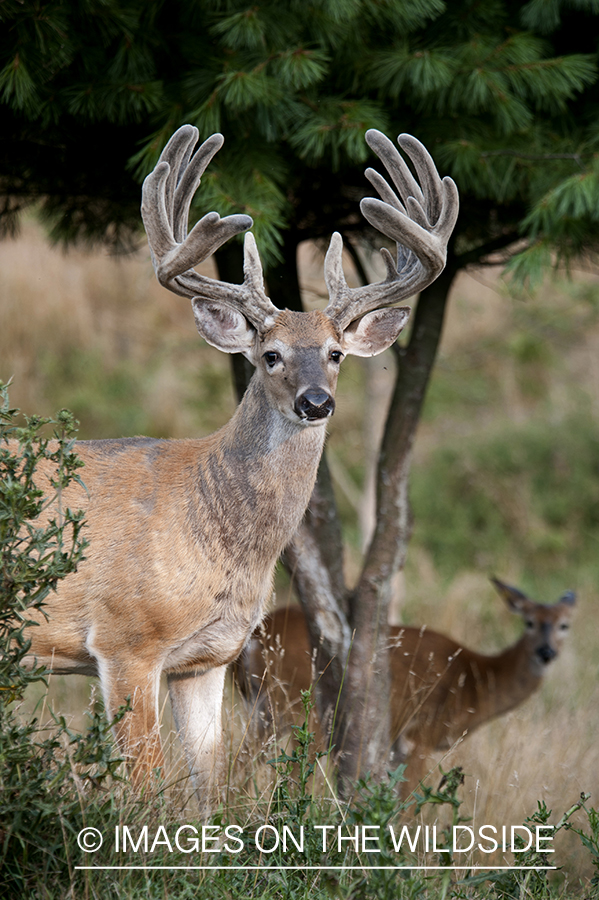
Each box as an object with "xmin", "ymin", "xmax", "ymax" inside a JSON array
[
  {"xmin": 536, "ymin": 644, "xmax": 557, "ymax": 664},
  {"xmin": 295, "ymin": 389, "xmax": 335, "ymax": 421}
]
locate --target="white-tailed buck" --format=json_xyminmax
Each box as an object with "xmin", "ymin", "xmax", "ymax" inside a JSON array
[
  {"xmin": 23, "ymin": 125, "xmax": 458, "ymax": 804},
  {"xmin": 239, "ymin": 578, "xmax": 575, "ymax": 795}
]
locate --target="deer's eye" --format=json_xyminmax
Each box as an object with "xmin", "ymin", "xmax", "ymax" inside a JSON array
[
  {"xmin": 559, "ymin": 622, "xmax": 570, "ymax": 631},
  {"xmin": 263, "ymin": 351, "xmax": 281, "ymax": 367},
  {"xmin": 525, "ymin": 620, "xmax": 535, "ymax": 630},
  {"xmin": 329, "ymin": 350, "xmax": 343, "ymax": 363}
]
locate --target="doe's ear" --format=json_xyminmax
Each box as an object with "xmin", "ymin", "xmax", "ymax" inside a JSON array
[
  {"xmin": 342, "ymin": 307, "xmax": 410, "ymax": 357},
  {"xmin": 192, "ymin": 299, "xmax": 257, "ymax": 362},
  {"xmin": 558, "ymin": 590, "xmax": 576, "ymax": 607},
  {"xmin": 490, "ymin": 576, "xmax": 529, "ymax": 614}
]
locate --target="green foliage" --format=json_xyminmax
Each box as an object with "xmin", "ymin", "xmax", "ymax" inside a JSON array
[
  {"xmin": 0, "ymin": 380, "xmax": 87, "ymax": 700},
  {"xmin": 0, "ymin": 0, "xmax": 161, "ymax": 124},
  {"xmin": 478, "ymin": 796, "xmax": 592, "ymax": 900},
  {"xmin": 0, "ymin": 381, "xmax": 125, "ymax": 894},
  {"xmin": 267, "ymin": 690, "xmax": 328, "ymax": 830},
  {"xmin": 288, "ymin": 98, "xmax": 390, "ymax": 170},
  {"xmin": 566, "ymin": 795, "xmax": 599, "ymax": 897},
  {"xmin": 2, "ymin": 0, "xmax": 599, "ymax": 276},
  {"xmin": 522, "ymin": 0, "xmax": 599, "ymax": 33}
]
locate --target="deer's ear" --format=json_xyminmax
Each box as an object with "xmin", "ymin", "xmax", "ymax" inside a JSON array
[
  {"xmin": 490, "ymin": 576, "xmax": 529, "ymax": 613},
  {"xmin": 342, "ymin": 308, "xmax": 410, "ymax": 357},
  {"xmin": 192, "ymin": 300, "xmax": 258, "ymax": 362}
]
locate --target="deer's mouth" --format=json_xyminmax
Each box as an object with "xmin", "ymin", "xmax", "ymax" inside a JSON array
[{"xmin": 304, "ymin": 409, "xmax": 334, "ymax": 423}]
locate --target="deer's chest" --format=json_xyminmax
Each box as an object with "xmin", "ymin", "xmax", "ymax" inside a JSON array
[{"xmin": 162, "ymin": 585, "xmax": 269, "ymax": 674}]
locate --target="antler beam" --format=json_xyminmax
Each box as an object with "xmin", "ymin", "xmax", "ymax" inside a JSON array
[
  {"xmin": 141, "ymin": 125, "xmax": 279, "ymax": 331},
  {"xmin": 323, "ymin": 129, "xmax": 459, "ymax": 330}
]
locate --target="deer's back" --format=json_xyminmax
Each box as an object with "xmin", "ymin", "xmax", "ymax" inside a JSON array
[
  {"xmin": 242, "ymin": 612, "xmax": 503, "ymax": 751},
  {"xmin": 389, "ymin": 625, "xmax": 510, "ymax": 751}
]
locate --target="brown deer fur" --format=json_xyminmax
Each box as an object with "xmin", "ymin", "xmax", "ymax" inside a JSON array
[
  {"xmin": 25, "ymin": 312, "xmax": 379, "ymax": 798},
  {"xmin": 238, "ymin": 579, "xmax": 575, "ymax": 796}
]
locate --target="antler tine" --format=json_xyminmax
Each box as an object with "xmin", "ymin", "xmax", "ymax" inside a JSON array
[
  {"xmin": 324, "ymin": 129, "xmax": 459, "ymax": 330},
  {"xmin": 141, "ymin": 125, "xmax": 279, "ymax": 331}
]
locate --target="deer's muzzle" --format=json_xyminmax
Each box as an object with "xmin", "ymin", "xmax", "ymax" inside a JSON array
[{"xmin": 536, "ymin": 644, "xmax": 557, "ymax": 664}]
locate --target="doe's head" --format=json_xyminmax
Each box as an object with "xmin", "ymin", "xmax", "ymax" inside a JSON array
[{"xmin": 491, "ymin": 577, "xmax": 576, "ymax": 674}]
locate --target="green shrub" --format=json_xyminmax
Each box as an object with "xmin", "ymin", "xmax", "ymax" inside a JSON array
[{"xmin": 0, "ymin": 381, "xmax": 123, "ymax": 894}]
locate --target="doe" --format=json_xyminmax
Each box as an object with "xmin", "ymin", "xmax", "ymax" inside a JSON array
[
  {"xmin": 22, "ymin": 125, "xmax": 458, "ymax": 805},
  {"xmin": 239, "ymin": 578, "xmax": 575, "ymax": 796}
]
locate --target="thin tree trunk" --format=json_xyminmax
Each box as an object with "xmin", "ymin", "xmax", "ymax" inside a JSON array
[
  {"xmin": 332, "ymin": 264, "xmax": 457, "ymax": 787},
  {"xmin": 282, "ymin": 449, "xmax": 351, "ymax": 731},
  {"xmin": 215, "ymin": 232, "xmax": 303, "ymax": 401},
  {"xmin": 360, "ymin": 263, "xmax": 458, "ymax": 596},
  {"xmin": 264, "ymin": 229, "xmax": 303, "ymax": 312}
]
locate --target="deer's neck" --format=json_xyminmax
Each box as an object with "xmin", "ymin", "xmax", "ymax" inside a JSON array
[
  {"xmin": 224, "ymin": 376, "xmax": 324, "ymax": 456},
  {"xmin": 198, "ymin": 376, "xmax": 326, "ymax": 563},
  {"xmin": 471, "ymin": 640, "xmax": 542, "ymax": 720}
]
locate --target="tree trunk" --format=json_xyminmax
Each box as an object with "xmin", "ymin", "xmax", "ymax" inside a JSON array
[
  {"xmin": 336, "ymin": 263, "xmax": 457, "ymax": 786},
  {"xmin": 264, "ymin": 229, "xmax": 303, "ymax": 312},
  {"xmin": 214, "ymin": 231, "xmax": 303, "ymax": 402}
]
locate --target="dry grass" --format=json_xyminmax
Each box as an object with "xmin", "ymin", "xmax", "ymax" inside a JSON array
[
  {"xmin": 397, "ymin": 565, "xmax": 599, "ymax": 878},
  {"xmin": 3, "ymin": 221, "xmax": 598, "ymax": 882},
  {"xmin": 0, "ymin": 218, "xmax": 236, "ymax": 438}
]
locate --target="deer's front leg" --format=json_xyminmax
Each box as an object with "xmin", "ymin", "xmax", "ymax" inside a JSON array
[
  {"xmin": 96, "ymin": 655, "xmax": 164, "ymax": 786},
  {"xmin": 167, "ymin": 665, "xmax": 226, "ymax": 809}
]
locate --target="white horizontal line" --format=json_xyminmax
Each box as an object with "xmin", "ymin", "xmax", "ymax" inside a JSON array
[{"xmin": 75, "ymin": 865, "xmax": 557, "ymax": 871}]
